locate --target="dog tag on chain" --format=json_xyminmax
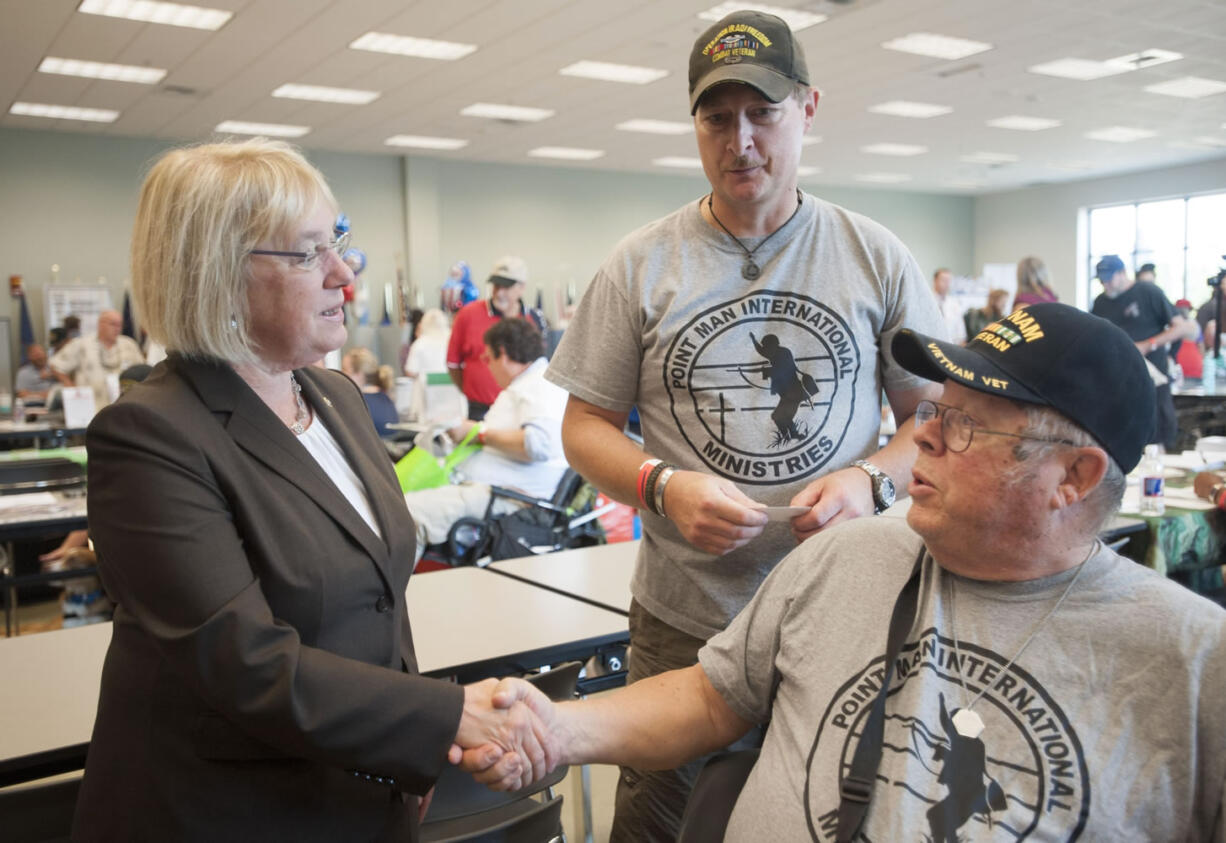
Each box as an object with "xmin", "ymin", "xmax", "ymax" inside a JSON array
[
  {"xmin": 952, "ymin": 708, "xmax": 985, "ymax": 739},
  {"xmin": 742, "ymin": 259, "xmax": 761, "ymax": 281}
]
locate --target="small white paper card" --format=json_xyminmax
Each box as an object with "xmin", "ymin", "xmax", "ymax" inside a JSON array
[
  {"xmin": 62, "ymin": 387, "xmax": 97, "ymax": 428},
  {"xmin": 756, "ymin": 505, "xmax": 811, "ymax": 521}
]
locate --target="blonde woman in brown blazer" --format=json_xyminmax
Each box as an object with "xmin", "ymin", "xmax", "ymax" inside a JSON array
[{"xmin": 73, "ymin": 140, "xmax": 550, "ymax": 841}]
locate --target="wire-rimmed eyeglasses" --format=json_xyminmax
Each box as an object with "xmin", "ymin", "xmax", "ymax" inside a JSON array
[
  {"xmin": 251, "ymin": 229, "xmax": 351, "ymax": 271},
  {"xmin": 914, "ymin": 399, "xmax": 1076, "ymax": 453}
]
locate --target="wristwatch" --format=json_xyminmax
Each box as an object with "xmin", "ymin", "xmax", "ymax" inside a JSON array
[{"xmin": 853, "ymin": 460, "xmax": 896, "ymax": 514}]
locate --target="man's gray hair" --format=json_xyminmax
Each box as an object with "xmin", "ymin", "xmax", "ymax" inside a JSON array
[{"xmin": 1009, "ymin": 404, "xmax": 1125, "ymax": 532}]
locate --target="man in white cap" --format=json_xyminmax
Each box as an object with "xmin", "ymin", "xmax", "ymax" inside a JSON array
[
  {"xmin": 447, "ymin": 255, "xmax": 546, "ymax": 421},
  {"xmin": 545, "ymin": 8, "xmax": 944, "ymax": 839}
]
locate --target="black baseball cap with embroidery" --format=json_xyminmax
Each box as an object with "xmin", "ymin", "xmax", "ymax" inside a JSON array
[
  {"xmin": 688, "ymin": 10, "xmax": 810, "ymax": 114},
  {"xmin": 891, "ymin": 302, "xmax": 1155, "ymax": 472}
]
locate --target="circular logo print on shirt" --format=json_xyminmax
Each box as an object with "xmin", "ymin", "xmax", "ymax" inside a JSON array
[
  {"xmin": 663, "ymin": 291, "xmax": 861, "ymax": 485},
  {"xmin": 803, "ymin": 628, "xmax": 1089, "ymax": 841}
]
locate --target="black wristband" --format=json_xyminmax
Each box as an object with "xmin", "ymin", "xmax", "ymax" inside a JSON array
[{"xmin": 642, "ymin": 461, "xmax": 669, "ymax": 515}]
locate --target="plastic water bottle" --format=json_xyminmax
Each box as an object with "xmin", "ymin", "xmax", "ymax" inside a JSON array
[
  {"xmin": 1204, "ymin": 355, "xmax": 1216, "ymax": 391},
  {"xmin": 12, "ymin": 397, "xmax": 24, "ymax": 424},
  {"xmin": 1139, "ymin": 444, "xmax": 1165, "ymax": 516}
]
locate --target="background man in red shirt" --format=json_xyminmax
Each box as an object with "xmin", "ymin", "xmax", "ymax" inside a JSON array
[{"xmin": 447, "ymin": 255, "xmax": 546, "ymax": 420}]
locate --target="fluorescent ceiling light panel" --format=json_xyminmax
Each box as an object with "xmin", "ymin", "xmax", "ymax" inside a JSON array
[
  {"xmin": 77, "ymin": 0, "xmax": 232, "ymax": 30},
  {"xmin": 529, "ymin": 147, "xmax": 605, "ymax": 161},
  {"xmin": 1027, "ymin": 58, "xmax": 1131, "ymax": 81},
  {"xmin": 862, "ymin": 143, "xmax": 927, "ymax": 156},
  {"xmin": 616, "ymin": 119, "xmax": 691, "ymax": 135},
  {"xmin": 796, "ymin": 165, "xmax": 822, "ymax": 177},
  {"xmin": 38, "ymin": 57, "xmax": 166, "ymax": 84},
  {"xmin": 653, "ymin": 156, "xmax": 705, "ymax": 169},
  {"xmin": 215, "ymin": 120, "xmax": 310, "ymax": 137},
  {"xmin": 948, "ymin": 181, "xmax": 985, "ymax": 189},
  {"xmin": 559, "ymin": 61, "xmax": 667, "ymax": 85},
  {"xmin": 9, "ymin": 101, "xmax": 119, "ymax": 122},
  {"xmin": 1085, "ymin": 126, "xmax": 1156, "ymax": 143},
  {"xmin": 1144, "ymin": 76, "xmax": 1226, "ymax": 99},
  {"xmin": 868, "ymin": 100, "xmax": 952, "ymax": 118},
  {"xmin": 461, "ymin": 103, "xmax": 554, "ymax": 122},
  {"xmin": 1104, "ymin": 49, "xmax": 1182, "ymax": 71},
  {"xmin": 272, "ymin": 84, "xmax": 380, "ymax": 105},
  {"xmin": 801, "ymin": 135, "xmax": 822, "ymax": 146},
  {"xmin": 961, "ymin": 151, "xmax": 1019, "ymax": 164},
  {"xmin": 349, "ymin": 32, "xmax": 476, "ymax": 60},
  {"xmin": 855, "ymin": 172, "xmax": 912, "ymax": 184},
  {"xmin": 385, "ymin": 135, "xmax": 468, "ymax": 150},
  {"xmin": 986, "ymin": 115, "xmax": 1061, "ymax": 131},
  {"xmin": 881, "ymin": 32, "xmax": 992, "ymax": 60},
  {"xmin": 698, "ymin": 3, "xmax": 826, "ymax": 31}
]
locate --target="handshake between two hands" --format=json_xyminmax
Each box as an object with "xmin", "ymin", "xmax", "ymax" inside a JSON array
[{"xmin": 449, "ymin": 677, "xmax": 566, "ymax": 792}]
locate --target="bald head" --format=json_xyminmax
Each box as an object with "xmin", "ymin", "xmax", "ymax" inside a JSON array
[{"xmin": 97, "ymin": 310, "xmax": 123, "ymax": 345}]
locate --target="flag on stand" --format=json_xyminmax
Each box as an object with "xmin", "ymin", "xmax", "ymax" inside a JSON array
[
  {"xmin": 121, "ymin": 291, "xmax": 137, "ymax": 338},
  {"xmin": 17, "ymin": 294, "xmax": 35, "ymax": 363}
]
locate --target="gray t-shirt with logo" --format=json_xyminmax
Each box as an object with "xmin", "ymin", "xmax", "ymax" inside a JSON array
[
  {"xmin": 546, "ymin": 194, "xmax": 944, "ymax": 638},
  {"xmin": 700, "ymin": 517, "xmax": 1226, "ymax": 841}
]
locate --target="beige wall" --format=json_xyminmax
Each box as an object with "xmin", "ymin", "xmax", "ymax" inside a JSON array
[{"xmin": 0, "ymin": 125, "xmax": 976, "ymax": 369}]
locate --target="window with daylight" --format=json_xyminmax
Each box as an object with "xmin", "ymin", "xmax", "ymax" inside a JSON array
[{"xmin": 1087, "ymin": 191, "xmax": 1226, "ymax": 309}]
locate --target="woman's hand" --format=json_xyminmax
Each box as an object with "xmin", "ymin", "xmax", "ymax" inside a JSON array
[
  {"xmin": 39, "ymin": 529, "xmax": 90, "ymax": 571},
  {"xmin": 450, "ymin": 679, "xmax": 560, "ymax": 791},
  {"xmin": 451, "ymin": 678, "xmax": 564, "ymax": 791}
]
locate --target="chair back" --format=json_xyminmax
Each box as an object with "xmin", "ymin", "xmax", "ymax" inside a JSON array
[
  {"xmin": 0, "ymin": 774, "xmax": 82, "ymax": 842},
  {"xmin": 676, "ymin": 748, "xmax": 760, "ymax": 843},
  {"xmin": 549, "ymin": 468, "xmax": 585, "ymax": 509},
  {"xmin": 0, "ymin": 458, "xmax": 84, "ymax": 495}
]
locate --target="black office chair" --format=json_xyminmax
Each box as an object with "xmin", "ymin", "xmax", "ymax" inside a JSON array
[
  {"xmin": 431, "ymin": 469, "xmax": 610, "ymax": 568},
  {"xmin": 675, "ymin": 748, "xmax": 760, "ymax": 843},
  {"xmin": 421, "ymin": 662, "xmax": 582, "ymax": 843}
]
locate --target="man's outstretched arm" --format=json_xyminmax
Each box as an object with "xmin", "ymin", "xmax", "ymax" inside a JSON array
[{"xmin": 456, "ymin": 664, "xmax": 753, "ymax": 788}]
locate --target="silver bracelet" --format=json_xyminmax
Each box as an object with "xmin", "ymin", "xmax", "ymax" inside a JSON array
[{"xmin": 654, "ymin": 466, "xmax": 677, "ymax": 517}]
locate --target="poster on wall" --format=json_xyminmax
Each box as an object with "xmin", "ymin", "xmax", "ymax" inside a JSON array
[{"xmin": 45, "ymin": 285, "xmax": 114, "ymax": 339}]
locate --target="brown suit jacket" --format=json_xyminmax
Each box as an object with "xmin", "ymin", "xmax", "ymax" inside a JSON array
[{"xmin": 73, "ymin": 355, "xmax": 463, "ymax": 841}]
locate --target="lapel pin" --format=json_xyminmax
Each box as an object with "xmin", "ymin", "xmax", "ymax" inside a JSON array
[{"xmin": 322, "ymin": 396, "xmax": 333, "ymax": 408}]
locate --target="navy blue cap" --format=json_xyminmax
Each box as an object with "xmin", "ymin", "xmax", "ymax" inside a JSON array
[
  {"xmin": 1095, "ymin": 254, "xmax": 1126, "ymax": 282},
  {"xmin": 892, "ymin": 302, "xmax": 1155, "ymax": 472}
]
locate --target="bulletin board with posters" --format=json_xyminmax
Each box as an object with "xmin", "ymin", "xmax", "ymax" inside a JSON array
[{"xmin": 44, "ymin": 285, "xmax": 114, "ymax": 340}]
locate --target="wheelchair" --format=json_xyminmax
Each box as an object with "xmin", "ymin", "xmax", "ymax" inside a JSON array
[{"xmin": 420, "ymin": 468, "xmax": 615, "ymax": 568}]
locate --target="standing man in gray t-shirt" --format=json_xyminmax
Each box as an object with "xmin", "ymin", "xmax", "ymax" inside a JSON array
[{"xmin": 545, "ymin": 9, "xmax": 944, "ymax": 840}]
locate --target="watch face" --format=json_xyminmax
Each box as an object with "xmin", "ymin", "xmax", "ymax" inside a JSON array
[{"xmin": 878, "ymin": 475, "xmax": 896, "ymax": 509}]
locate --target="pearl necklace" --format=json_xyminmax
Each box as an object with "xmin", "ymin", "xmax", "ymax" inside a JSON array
[{"xmin": 288, "ymin": 372, "xmax": 310, "ymax": 435}]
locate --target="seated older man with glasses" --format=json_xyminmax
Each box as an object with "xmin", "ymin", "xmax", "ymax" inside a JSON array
[{"xmin": 456, "ymin": 303, "xmax": 1226, "ymax": 842}]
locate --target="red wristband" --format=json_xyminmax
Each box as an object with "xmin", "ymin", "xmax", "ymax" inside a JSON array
[{"xmin": 637, "ymin": 459, "xmax": 661, "ymax": 509}]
